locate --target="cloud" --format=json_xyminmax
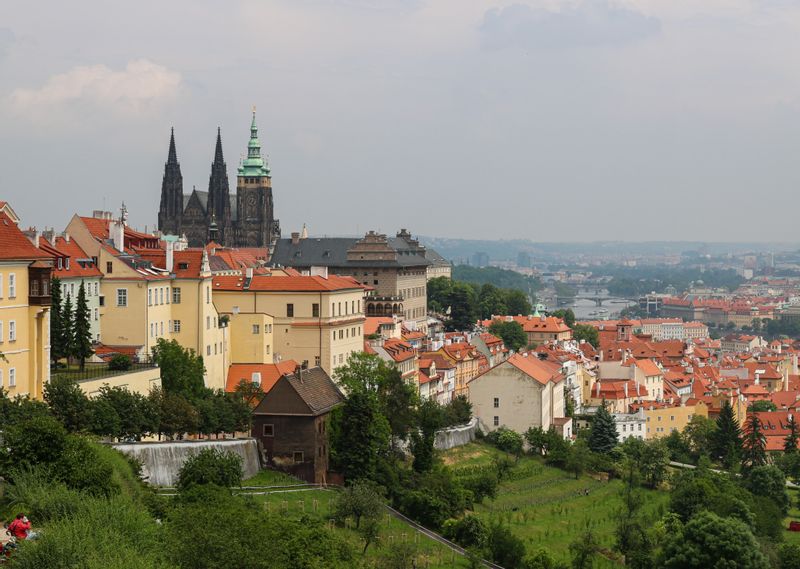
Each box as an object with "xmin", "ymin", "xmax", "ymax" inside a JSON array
[
  {"xmin": 480, "ymin": 1, "xmax": 661, "ymax": 50},
  {"xmin": 0, "ymin": 28, "xmax": 14, "ymax": 59},
  {"xmin": 8, "ymin": 59, "xmax": 182, "ymax": 112}
]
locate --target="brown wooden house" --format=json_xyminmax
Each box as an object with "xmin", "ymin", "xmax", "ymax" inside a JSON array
[{"xmin": 252, "ymin": 366, "xmax": 344, "ymax": 483}]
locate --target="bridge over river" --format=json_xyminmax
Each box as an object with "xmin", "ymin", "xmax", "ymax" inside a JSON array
[{"xmin": 555, "ymin": 288, "xmax": 638, "ymax": 319}]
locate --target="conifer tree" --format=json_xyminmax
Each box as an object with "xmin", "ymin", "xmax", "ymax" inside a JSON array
[
  {"xmin": 588, "ymin": 403, "xmax": 618, "ymax": 454},
  {"xmin": 50, "ymin": 276, "xmax": 67, "ymax": 363},
  {"xmin": 785, "ymin": 414, "xmax": 799, "ymax": 453},
  {"xmin": 742, "ymin": 414, "xmax": 767, "ymax": 471},
  {"xmin": 711, "ymin": 400, "xmax": 742, "ymax": 469},
  {"xmin": 61, "ymin": 293, "xmax": 75, "ymax": 365},
  {"xmin": 72, "ymin": 280, "xmax": 94, "ymax": 370}
]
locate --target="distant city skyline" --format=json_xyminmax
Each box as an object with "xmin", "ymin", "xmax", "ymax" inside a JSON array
[{"xmin": 3, "ymin": 1, "xmax": 800, "ymax": 241}]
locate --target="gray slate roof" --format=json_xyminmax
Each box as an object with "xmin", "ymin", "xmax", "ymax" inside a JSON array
[
  {"xmin": 285, "ymin": 367, "xmax": 344, "ymax": 415},
  {"xmin": 269, "ymin": 236, "xmax": 433, "ymax": 269},
  {"xmin": 182, "ymin": 192, "xmax": 238, "ymax": 221}
]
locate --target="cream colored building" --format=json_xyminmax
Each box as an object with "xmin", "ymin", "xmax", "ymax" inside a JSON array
[
  {"xmin": 211, "ymin": 273, "xmax": 365, "ymax": 375},
  {"xmin": 468, "ymin": 353, "xmax": 566, "ymax": 434},
  {"xmin": 637, "ymin": 400, "xmax": 709, "ymax": 439},
  {"xmin": 0, "ymin": 204, "xmax": 53, "ymax": 400},
  {"xmin": 66, "ymin": 211, "xmax": 228, "ymax": 390}
]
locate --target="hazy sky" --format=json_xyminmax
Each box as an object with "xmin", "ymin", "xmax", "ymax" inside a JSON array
[{"xmin": 2, "ymin": 0, "xmax": 800, "ymax": 242}]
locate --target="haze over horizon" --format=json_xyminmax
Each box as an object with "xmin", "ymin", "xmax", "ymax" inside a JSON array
[{"xmin": 2, "ymin": 0, "xmax": 800, "ymax": 242}]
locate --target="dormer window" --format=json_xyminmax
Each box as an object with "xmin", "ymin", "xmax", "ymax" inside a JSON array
[
  {"xmin": 179, "ymin": 262, "xmax": 189, "ymax": 270},
  {"xmin": 65, "ymin": 258, "xmax": 70, "ymax": 271}
]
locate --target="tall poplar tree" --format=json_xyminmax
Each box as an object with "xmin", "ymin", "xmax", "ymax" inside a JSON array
[
  {"xmin": 61, "ymin": 293, "xmax": 75, "ymax": 365},
  {"xmin": 711, "ymin": 400, "xmax": 742, "ymax": 469},
  {"xmin": 785, "ymin": 414, "xmax": 799, "ymax": 453},
  {"xmin": 50, "ymin": 276, "xmax": 67, "ymax": 363},
  {"xmin": 72, "ymin": 281, "xmax": 94, "ymax": 370}
]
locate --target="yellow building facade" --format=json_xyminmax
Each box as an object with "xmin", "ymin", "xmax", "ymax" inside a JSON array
[{"xmin": 0, "ymin": 205, "xmax": 54, "ymax": 400}]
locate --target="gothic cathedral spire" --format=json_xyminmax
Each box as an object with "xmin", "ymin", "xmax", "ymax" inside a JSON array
[
  {"xmin": 207, "ymin": 127, "xmax": 232, "ymax": 245},
  {"xmin": 158, "ymin": 127, "xmax": 184, "ymax": 236}
]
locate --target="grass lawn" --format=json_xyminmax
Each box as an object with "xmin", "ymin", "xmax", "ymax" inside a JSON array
[
  {"xmin": 783, "ymin": 488, "xmax": 800, "ymax": 546},
  {"xmin": 242, "ymin": 469, "xmax": 303, "ymax": 486},
  {"xmin": 443, "ymin": 442, "xmax": 670, "ymax": 566},
  {"xmin": 245, "ymin": 476, "xmax": 475, "ymax": 568}
]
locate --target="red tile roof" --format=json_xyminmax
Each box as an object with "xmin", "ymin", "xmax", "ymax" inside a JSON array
[
  {"xmin": 0, "ymin": 212, "xmax": 53, "ymax": 261},
  {"xmin": 213, "ymin": 274, "xmax": 364, "ymax": 292},
  {"xmin": 47, "ymin": 237, "xmax": 102, "ymax": 278},
  {"xmin": 501, "ymin": 353, "xmax": 564, "ymax": 385},
  {"xmin": 225, "ymin": 360, "xmax": 299, "ymax": 393}
]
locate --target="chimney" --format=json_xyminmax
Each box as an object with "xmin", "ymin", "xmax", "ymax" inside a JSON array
[
  {"xmin": 624, "ymin": 382, "xmax": 629, "ymax": 399},
  {"xmin": 291, "ymin": 232, "xmax": 300, "ymax": 245},
  {"xmin": 754, "ymin": 372, "xmax": 760, "ymax": 385},
  {"xmin": 166, "ymin": 240, "xmax": 174, "ymax": 272},
  {"xmin": 246, "ymin": 267, "xmax": 254, "ymax": 279},
  {"xmin": 596, "ymin": 381, "xmax": 601, "ymax": 398}
]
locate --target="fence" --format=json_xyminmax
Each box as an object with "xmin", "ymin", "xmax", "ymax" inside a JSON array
[{"xmin": 51, "ymin": 360, "xmax": 157, "ymax": 383}]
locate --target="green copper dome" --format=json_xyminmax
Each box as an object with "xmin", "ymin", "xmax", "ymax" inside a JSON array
[{"xmin": 238, "ymin": 109, "xmax": 271, "ymax": 177}]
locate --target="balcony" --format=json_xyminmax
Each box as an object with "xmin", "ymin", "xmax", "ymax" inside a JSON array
[{"xmin": 29, "ymin": 267, "xmax": 52, "ymax": 306}]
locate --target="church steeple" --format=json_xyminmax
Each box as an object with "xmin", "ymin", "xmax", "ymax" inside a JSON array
[
  {"xmin": 238, "ymin": 108, "xmax": 270, "ymax": 178},
  {"xmin": 158, "ymin": 127, "xmax": 184, "ymax": 236},
  {"xmin": 207, "ymin": 127, "xmax": 232, "ymax": 245}
]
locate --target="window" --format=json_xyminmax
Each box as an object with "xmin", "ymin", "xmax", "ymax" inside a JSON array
[
  {"xmin": 293, "ymin": 451, "xmax": 304, "ymax": 463},
  {"xmin": 331, "ymin": 303, "xmax": 334, "ymax": 316},
  {"xmin": 207, "ymin": 345, "xmax": 211, "ymax": 356},
  {"xmin": 0, "ymin": 321, "xmax": 3, "ymax": 342},
  {"xmin": 670, "ymin": 415, "xmax": 675, "ymax": 421},
  {"xmin": 173, "ymin": 320, "xmax": 181, "ymax": 333},
  {"xmin": 339, "ymin": 330, "xmax": 344, "ymax": 340},
  {"xmin": 312, "ymin": 303, "xmax": 320, "ymax": 317},
  {"xmin": 70, "ymin": 283, "xmax": 75, "ymax": 297},
  {"xmin": 351, "ymin": 301, "xmax": 355, "ymax": 314},
  {"xmin": 8, "ymin": 369, "xmax": 15, "ymax": 387},
  {"xmin": 58, "ymin": 258, "xmax": 63, "ymax": 270},
  {"xmin": 263, "ymin": 424, "xmax": 274, "ymax": 437},
  {"xmin": 166, "ymin": 287, "xmax": 170, "ymax": 304},
  {"xmin": 266, "ymin": 345, "xmax": 270, "ymax": 354},
  {"xmin": 206, "ymin": 316, "xmax": 211, "ymax": 330},
  {"xmin": 285, "ymin": 303, "xmax": 294, "ymax": 317},
  {"xmin": 8, "ymin": 321, "xmax": 16, "ymax": 342},
  {"xmin": 94, "ymin": 282, "xmax": 98, "ymax": 296},
  {"xmin": 493, "ymin": 397, "xmax": 499, "ymax": 408},
  {"xmin": 214, "ymin": 344, "xmax": 217, "ymax": 355},
  {"xmin": 159, "ymin": 288, "xmax": 164, "ymax": 305},
  {"xmin": 493, "ymin": 416, "xmax": 499, "ymax": 427},
  {"xmin": 148, "ymin": 290, "xmax": 152, "ymax": 306},
  {"xmin": 315, "ymin": 356, "xmax": 321, "ymax": 367},
  {"xmin": 338, "ymin": 354, "xmax": 343, "ymax": 364},
  {"xmin": 150, "ymin": 323, "xmax": 154, "ymax": 337},
  {"xmin": 206, "ymin": 286, "xmax": 210, "ymax": 304},
  {"xmin": 106, "ymin": 262, "xmax": 113, "ymax": 274},
  {"xmin": 8, "ymin": 274, "xmax": 15, "ymax": 298},
  {"xmin": 252, "ymin": 324, "xmax": 260, "ymax": 334},
  {"xmin": 94, "ymin": 308, "xmax": 98, "ymax": 321},
  {"xmin": 338, "ymin": 302, "xmax": 341, "ymax": 315},
  {"xmin": 172, "ymin": 287, "xmax": 181, "ymax": 304},
  {"xmin": 638, "ymin": 424, "xmax": 642, "ymax": 431},
  {"xmin": 117, "ymin": 289, "xmax": 127, "ymax": 307},
  {"xmin": 160, "ymin": 322, "xmax": 163, "ymax": 336}
]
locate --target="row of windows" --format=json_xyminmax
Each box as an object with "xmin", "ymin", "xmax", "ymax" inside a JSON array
[
  {"xmin": 330, "ymin": 300, "xmax": 361, "ymax": 317},
  {"xmin": 62, "ymin": 281, "xmax": 99, "ymax": 298},
  {"xmin": 621, "ymin": 423, "xmax": 643, "ymax": 432},
  {"xmin": 150, "ymin": 320, "xmax": 183, "ymax": 336},
  {"xmin": 0, "ymin": 320, "xmax": 17, "ymax": 342},
  {"xmin": 251, "ymin": 324, "xmax": 274, "ymax": 334},
  {"xmin": 206, "ymin": 342, "xmax": 224, "ymax": 356},
  {"xmin": 400, "ymin": 286, "xmax": 425, "ymax": 299},
  {"xmin": 0, "ymin": 274, "xmax": 17, "ymax": 299},
  {"xmin": 0, "ymin": 368, "xmax": 16, "ymax": 388},
  {"xmin": 332, "ymin": 326, "xmax": 362, "ymax": 341}
]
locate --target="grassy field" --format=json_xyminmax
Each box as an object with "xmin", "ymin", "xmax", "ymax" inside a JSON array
[
  {"xmin": 783, "ymin": 488, "xmax": 800, "ymax": 547},
  {"xmin": 243, "ymin": 470, "xmax": 476, "ymax": 568},
  {"xmin": 444, "ymin": 442, "xmax": 670, "ymax": 566}
]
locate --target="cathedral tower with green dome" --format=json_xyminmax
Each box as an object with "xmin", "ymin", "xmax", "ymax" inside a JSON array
[{"xmin": 156, "ymin": 108, "xmax": 280, "ymax": 248}]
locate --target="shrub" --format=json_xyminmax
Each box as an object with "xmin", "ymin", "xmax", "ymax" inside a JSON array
[
  {"xmin": 486, "ymin": 427, "xmax": 523, "ymax": 457},
  {"xmin": 487, "ymin": 523, "xmax": 526, "ymax": 567},
  {"xmin": 108, "ymin": 354, "xmax": 132, "ymax": 371},
  {"xmin": 176, "ymin": 447, "xmax": 243, "ymax": 492},
  {"xmin": 442, "ymin": 515, "xmax": 489, "ymax": 549}
]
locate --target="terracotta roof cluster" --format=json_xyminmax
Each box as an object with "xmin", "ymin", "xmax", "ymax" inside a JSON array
[
  {"xmin": 0, "ymin": 212, "xmax": 53, "ymax": 261},
  {"xmin": 225, "ymin": 360, "xmax": 299, "ymax": 393},
  {"xmin": 213, "ymin": 274, "xmax": 364, "ymax": 292}
]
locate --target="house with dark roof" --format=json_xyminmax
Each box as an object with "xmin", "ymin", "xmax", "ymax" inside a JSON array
[
  {"xmin": 252, "ymin": 366, "xmax": 344, "ymax": 483},
  {"xmin": 269, "ymin": 229, "xmax": 442, "ymax": 331}
]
